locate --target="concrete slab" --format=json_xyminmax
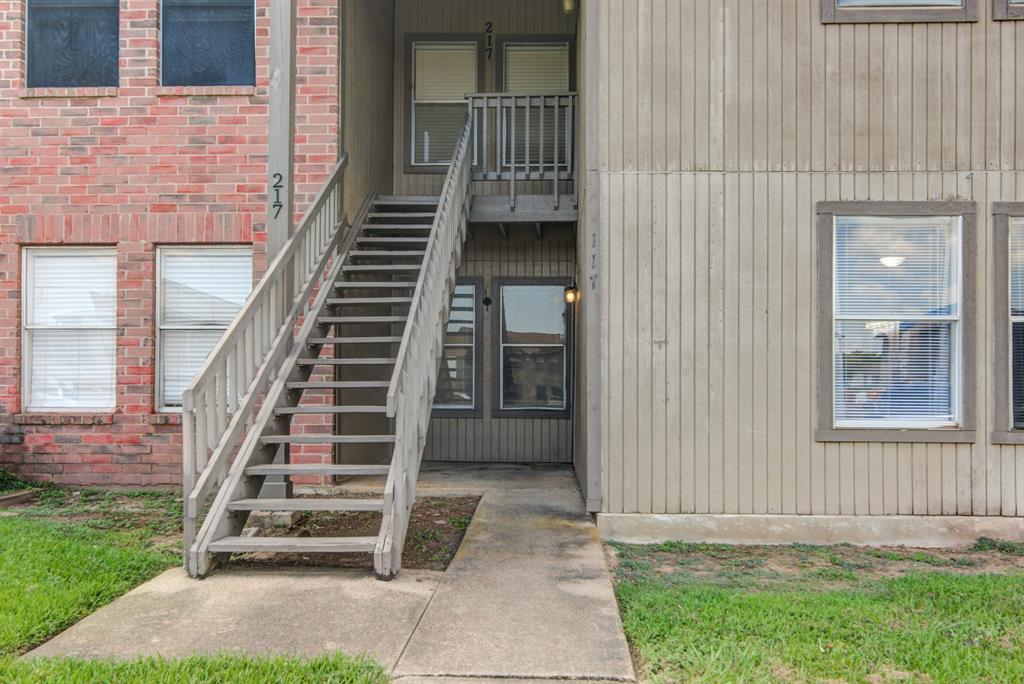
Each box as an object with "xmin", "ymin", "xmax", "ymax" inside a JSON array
[
  {"xmin": 28, "ymin": 568, "xmax": 441, "ymax": 668},
  {"xmin": 393, "ymin": 486, "xmax": 635, "ymax": 682},
  {"xmin": 310, "ymin": 462, "xmax": 580, "ymax": 497}
]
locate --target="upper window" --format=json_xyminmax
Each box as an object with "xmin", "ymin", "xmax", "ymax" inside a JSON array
[
  {"xmin": 499, "ymin": 41, "xmax": 572, "ymax": 169},
  {"xmin": 161, "ymin": 0, "xmax": 255, "ymax": 87},
  {"xmin": 816, "ymin": 202, "xmax": 977, "ymax": 442},
  {"xmin": 410, "ymin": 41, "xmax": 479, "ymax": 168},
  {"xmin": 26, "ymin": 0, "xmax": 119, "ymax": 88},
  {"xmin": 820, "ymin": 0, "xmax": 979, "ymax": 23},
  {"xmin": 435, "ymin": 283, "xmax": 479, "ymax": 413},
  {"xmin": 157, "ymin": 248, "xmax": 252, "ymax": 409},
  {"xmin": 994, "ymin": 0, "xmax": 1024, "ymax": 20},
  {"xmin": 23, "ymin": 248, "xmax": 117, "ymax": 410},
  {"xmin": 497, "ymin": 283, "xmax": 570, "ymax": 415},
  {"xmin": 991, "ymin": 203, "xmax": 1024, "ymax": 444}
]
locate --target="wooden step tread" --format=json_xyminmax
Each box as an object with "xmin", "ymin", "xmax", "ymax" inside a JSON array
[
  {"xmin": 350, "ymin": 250, "xmax": 426, "ymax": 257},
  {"xmin": 375, "ymin": 195, "xmax": 440, "ymax": 204},
  {"xmin": 367, "ymin": 212, "xmax": 435, "ymax": 219},
  {"xmin": 306, "ymin": 337, "xmax": 402, "ymax": 346},
  {"xmin": 327, "ymin": 297, "xmax": 413, "ymax": 305},
  {"xmin": 209, "ymin": 536, "xmax": 377, "ymax": 554},
  {"xmin": 360, "ymin": 225, "xmax": 433, "ymax": 231},
  {"xmin": 227, "ymin": 498, "xmax": 384, "ymax": 512},
  {"xmin": 342, "ymin": 264, "xmax": 422, "ymax": 271},
  {"xmin": 334, "ymin": 281, "xmax": 417, "ymax": 288},
  {"xmin": 296, "ymin": 357, "xmax": 396, "ymax": 366},
  {"xmin": 275, "ymin": 405, "xmax": 387, "ymax": 415},
  {"xmin": 318, "ymin": 315, "xmax": 407, "ymax": 324},
  {"xmin": 259, "ymin": 435, "xmax": 396, "ymax": 445},
  {"xmin": 356, "ymin": 237, "xmax": 430, "ymax": 244},
  {"xmin": 287, "ymin": 380, "xmax": 390, "ymax": 390},
  {"xmin": 245, "ymin": 464, "xmax": 391, "ymax": 476}
]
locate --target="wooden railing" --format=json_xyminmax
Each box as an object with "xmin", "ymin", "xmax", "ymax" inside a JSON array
[
  {"xmin": 181, "ymin": 154, "xmax": 348, "ymax": 568},
  {"xmin": 466, "ymin": 92, "xmax": 577, "ymax": 211},
  {"xmin": 374, "ymin": 116, "xmax": 473, "ymax": 578}
]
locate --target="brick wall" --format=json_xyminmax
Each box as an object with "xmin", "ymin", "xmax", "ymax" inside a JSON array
[{"xmin": 0, "ymin": 0, "xmax": 340, "ymax": 486}]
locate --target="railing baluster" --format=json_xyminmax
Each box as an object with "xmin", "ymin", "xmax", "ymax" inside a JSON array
[
  {"xmin": 509, "ymin": 98, "xmax": 516, "ymax": 211},
  {"xmin": 553, "ymin": 96, "xmax": 560, "ymax": 210}
]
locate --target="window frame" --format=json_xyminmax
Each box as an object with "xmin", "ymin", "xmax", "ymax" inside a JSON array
[
  {"xmin": 404, "ymin": 34, "xmax": 485, "ymax": 175},
  {"xmin": 433, "ymin": 278, "xmax": 484, "ymax": 418},
  {"xmin": 819, "ymin": 0, "xmax": 979, "ymax": 23},
  {"xmin": 993, "ymin": 0, "xmax": 1024, "ymax": 19},
  {"xmin": 492, "ymin": 277, "xmax": 573, "ymax": 419},
  {"xmin": 155, "ymin": 245, "xmax": 253, "ymax": 411},
  {"xmin": 991, "ymin": 203, "xmax": 1024, "ymax": 444},
  {"xmin": 815, "ymin": 201, "xmax": 977, "ymax": 443},
  {"xmin": 159, "ymin": 0, "xmax": 257, "ymax": 87},
  {"xmin": 22, "ymin": 246, "xmax": 118, "ymax": 412},
  {"xmin": 25, "ymin": 0, "xmax": 121, "ymax": 89}
]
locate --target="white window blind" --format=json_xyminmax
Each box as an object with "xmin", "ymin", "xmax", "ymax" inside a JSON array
[
  {"xmin": 836, "ymin": 0, "xmax": 961, "ymax": 6},
  {"xmin": 158, "ymin": 248, "xmax": 252, "ymax": 407},
  {"xmin": 503, "ymin": 43, "xmax": 570, "ymax": 168},
  {"xmin": 412, "ymin": 43, "xmax": 476, "ymax": 165},
  {"xmin": 435, "ymin": 284, "xmax": 476, "ymax": 409},
  {"xmin": 24, "ymin": 249, "xmax": 117, "ymax": 410},
  {"xmin": 832, "ymin": 216, "xmax": 961, "ymax": 428}
]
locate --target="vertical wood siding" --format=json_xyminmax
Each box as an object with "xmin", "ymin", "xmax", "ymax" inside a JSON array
[
  {"xmin": 392, "ymin": 0, "xmax": 576, "ymax": 196},
  {"xmin": 423, "ymin": 234, "xmax": 576, "ymax": 463},
  {"xmin": 594, "ymin": 0, "xmax": 1024, "ymax": 516}
]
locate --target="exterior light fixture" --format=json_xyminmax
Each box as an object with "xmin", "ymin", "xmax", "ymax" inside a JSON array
[
  {"xmin": 879, "ymin": 256, "xmax": 905, "ymax": 268},
  {"xmin": 564, "ymin": 283, "xmax": 579, "ymax": 304},
  {"xmin": 563, "ymin": 0, "xmax": 575, "ymax": 14}
]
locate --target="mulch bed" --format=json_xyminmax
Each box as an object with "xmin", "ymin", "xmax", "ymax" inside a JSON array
[{"xmin": 234, "ymin": 496, "xmax": 480, "ymax": 571}]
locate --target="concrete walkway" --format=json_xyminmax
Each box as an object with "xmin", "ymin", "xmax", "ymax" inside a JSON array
[{"xmin": 28, "ymin": 464, "xmax": 635, "ymax": 683}]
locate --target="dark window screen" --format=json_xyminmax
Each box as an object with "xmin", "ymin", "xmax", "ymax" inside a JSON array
[
  {"xmin": 26, "ymin": 0, "xmax": 119, "ymax": 88},
  {"xmin": 1013, "ymin": 322, "xmax": 1024, "ymax": 429},
  {"xmin": 162, "ymin": 0, "xmax": 255, "ymax": 86}
]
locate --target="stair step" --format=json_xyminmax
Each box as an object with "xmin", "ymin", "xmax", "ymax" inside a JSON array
[
  {"xmin": 287, "ymin": 381, "xmax": 390, "ymax": 390},
  {"xmin": 350, "ymin": 250, "xmax": 426, "ymax": 258},
  {"xmin": 356, "ymin": 237, "xmax": 430, "ymax": 244},
  {"xmin": 334, "ymin": 281, "xmax": 417, "ymax": 289},
  {"xmin": 375, "ymin": 195, "xmax": 440, "ymax": 205},
  {"xmin": 245, "ymin": 464, "xmax": 391, "ymax": 477},
  {"xmin": 227, "ymin": 498, "xmax": 385, "ymax": 512},
  {"xmin": 318, "ymin": 316, "xmax": 407, "ymax": 324},
  {"xmin": 342, "ymin": 264, "xmax": 422, "ymax": 272},
  {"xmin": 259, "ymin": 435, "xmax": 396, "ymax": 445},
  {"xmin": 209, "ymin": 536, "xmax": 377, "ymax": 554},
  {"xmin": 275, "ymin": 405, "xmax": 387, "ymax": 415},
  {"xmin": 367, "ymin": 212, "xmax": 435, "ymax": 221},
  {"xmin": 296, "ymin": 357, "xmax": 396, "ymax": 366},
  {"xmin": 327, "ymin": 297, "xmax": 413, "ymax": 305},
  {"xmin": 307, "ymin": 336, "xmax": 402, "ymax": 345},
  {"xmin": 360, "ymin": 225, "xmax": 433, "ymax": 232}
]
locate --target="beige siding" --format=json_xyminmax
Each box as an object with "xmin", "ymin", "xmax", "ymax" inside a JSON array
[
  {"xmin": 424, "ymin": 233, "xmax": 576, "ymax": 463},
  {"xmin": 392, "ymin": 0, "xmax": 577, "ymax": 196},
  {"xmin": 592, "ymin": 0, "xmax": 1024, "ymax": 516}
]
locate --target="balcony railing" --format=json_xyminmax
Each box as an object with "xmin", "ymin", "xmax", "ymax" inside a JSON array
[{"xmin": 467, "ymin": 92, "xmax": 577, "ymax": 211}]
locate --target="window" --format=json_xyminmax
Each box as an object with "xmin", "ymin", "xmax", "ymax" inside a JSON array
[
  {"xmin": 991, "ymin": 203, "xmax": 1024, "ymax": 444},
  {"xmin": 161, "ymin": 0, "xmax": 255, "ymax": 86},
  {"xmin": 496, "ymin": 283, "xmax": 571, "ymax": 415},
  {"xmin": 435, "ymin": 283, "xmax": 480, "ymax": 413},
  {"xmin": 816, "ymin": 202, "xmax": 976, "ymax": 442},
  {"xmin": 994, "ymin": 0, "xmax": 1024, "ymax": 20},
  {"xmin": 157, "ymin": 248, "xmax": 252, "ymax": 408},
  {"xmin": 409, "ymin": 40, "xmax": 480, "ymax": 168},
  {"xmin": 23, "ymin": 248, "xmax": 116, "ymax": 410},
  {"xmin": 820, "ymin": 0, "xmax": 979, "ymax": 22},
  {"xmin": 26, "ymin": 0, "xmax": 119, "ymax": 88},
  {"xmin": 499, "ymin": 40, "xmax": 573, "ymax": 169}
]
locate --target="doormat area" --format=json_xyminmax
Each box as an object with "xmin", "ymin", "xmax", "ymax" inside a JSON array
[{"xmin": 234, "ymin": 496, "xmax": 480, "ymax": 571}]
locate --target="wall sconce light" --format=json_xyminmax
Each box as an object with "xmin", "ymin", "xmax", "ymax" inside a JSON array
[
  {"xmin": 563, "ymin": 0, "xmax": 575, "ymax": 14},
  {"xmin": 564, "ymin": 283, "xmax": 580, "ymax": 304}
]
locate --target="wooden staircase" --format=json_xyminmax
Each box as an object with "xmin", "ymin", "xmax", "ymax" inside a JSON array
[{"xmin": 183, "ymin": 116, "xmax": 474, "ymax": 579}]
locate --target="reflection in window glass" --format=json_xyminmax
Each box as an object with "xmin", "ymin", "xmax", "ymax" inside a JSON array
[
  {"xmin": 436, "ymin": 284, "xmax": 476, "ymax": 409},
  {"xmin": 162, "ymin": 0, "xmax": 255, "ymax": 86},
  {"xmin": 832, "ymin": 216, "xmax": 961, "ymax": 428},
  {"xmin": 500, "ymin": 285, "xmax": 568, "ymax": 410},
  {"xmin": 1010, "ymin": 219, "xmax": 1024, "ymax": 428}
]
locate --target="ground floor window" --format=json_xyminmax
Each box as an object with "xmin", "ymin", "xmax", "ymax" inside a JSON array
[
  {"xmin": 992, "ymin": 203, "xmax": 1024, "ymax": 443},
  {"xmin": 496, "ymin": 282, "xmax": 570, "ymax": 414},
  {"xmin": 435, "ymin": 282, "xmax": 479, "ymax": 412},
  {"xmin": 157, "ymin": 247, "xmax": 252, "ymax": 409},
  {"xmin": 23, "ymin": 248, "xmax": 117, "ymax": 410}
]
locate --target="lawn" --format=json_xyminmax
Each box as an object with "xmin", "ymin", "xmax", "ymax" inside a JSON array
[{"xmin": 610, "ymin": 540, "xmax": 1024, "ymax": 683}]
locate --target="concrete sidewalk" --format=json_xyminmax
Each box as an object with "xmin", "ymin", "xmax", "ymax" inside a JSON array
[{"xmin": 28, "ymin": 464, "xmax": 635, "ymax": 683}]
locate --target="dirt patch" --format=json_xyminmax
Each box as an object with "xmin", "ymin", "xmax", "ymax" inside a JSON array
[{"xmin": 235, "ymin": 496, "xmax": 480, "ymax": 571}]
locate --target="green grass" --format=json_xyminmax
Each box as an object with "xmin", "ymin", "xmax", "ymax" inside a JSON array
[
  {"xmin": 0, "ymin": 653, "xmax": 388, "ymax": 683},
  {"xmin": 612, "ymin": 542, "xmax": 1024, "ymax": 683}
]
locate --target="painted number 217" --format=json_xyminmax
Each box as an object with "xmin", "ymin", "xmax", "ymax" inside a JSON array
[{"xmin": 271, "ymin": 172, "xmax": 284, "ymax": 219}]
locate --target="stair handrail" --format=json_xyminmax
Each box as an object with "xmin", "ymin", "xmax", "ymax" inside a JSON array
[
  {"xmin": 181, "ymin": 154, "xmax": 348, "ymax": 564},
  {"xmin": 375, "ymin": 117, "xmax": 473, "ymax": 578}
]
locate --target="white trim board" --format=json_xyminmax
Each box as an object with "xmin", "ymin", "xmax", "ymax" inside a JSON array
[{"xmin": 598, "ymin": 513, "xmax": 1024, "ymax": 549}]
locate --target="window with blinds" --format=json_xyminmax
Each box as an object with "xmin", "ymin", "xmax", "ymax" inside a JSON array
[
  {"xmin": 26, "ymin": 0, "xmax": 119, "ymax": 88},
  {"xmin": 502, "ymin": 43, "xmax": 571, "ymax": 168},
  {"xmin": 836, "ymin": 0, "xmax": 961, "ymax": 5},
  {"xmin": 161, "ymin": 0, "xmax": 255, "ymax": 86},
  {"xmin": 158, "ymin": 248, "xmax": 252, "ymax": 408},
  {"xmin": 1010, "ymin": 218, "xmax": 1024, "ymax": 429},
  {"xmin": 499, "ymin": 284, "xmax": 569, "ymax": 412},
  {"xmin": 412, "ymin": 43, "xmax": 477, "ymax": 165},
  {"xmin": 24, "ymin": 249, "xmax": 117, "ymax": 410},
  {"xmin": 435, "ymin": 284, "xmax": 476, "ymax": 410},
  {"xmin": 832, "ymin": 216, "xmax": 962, "ymax": 428}
]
